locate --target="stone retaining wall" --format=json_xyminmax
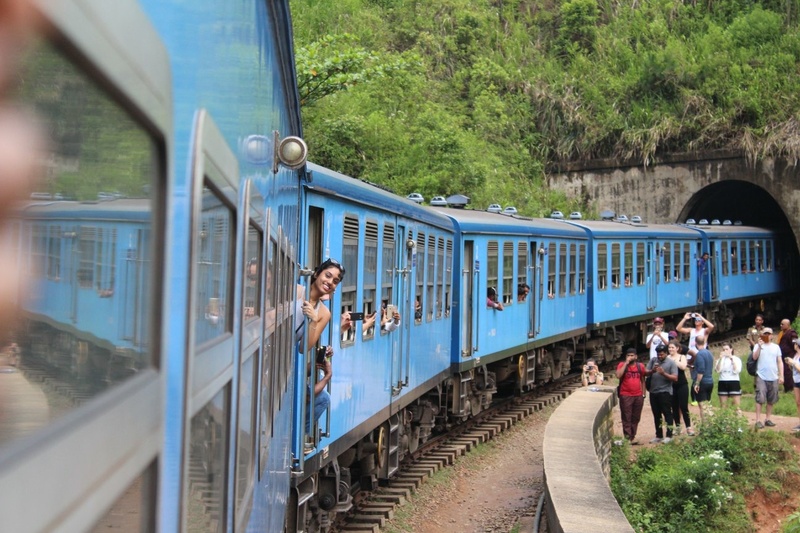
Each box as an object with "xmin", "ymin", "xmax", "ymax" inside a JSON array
[{"xmin": 542, "ymin": 387, "xmax": 634, "ymax": 533}]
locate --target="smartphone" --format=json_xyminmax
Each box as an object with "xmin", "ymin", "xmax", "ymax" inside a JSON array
[
  {"xmin": 385, "ymin": 304, "xmax": 396, "ymax": 317},
  {"xmin": 350, "ymin": 312, "xmax": 364, "ymax": 321},
  {"xmin": 316, "ymin": 346, "xmax": 328, "ymax": 365}
]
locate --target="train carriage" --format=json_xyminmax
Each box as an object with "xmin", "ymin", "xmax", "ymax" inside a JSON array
[
  {"xmin": 0, "ymin": 0, "xmax": 306, "ymax": 531},
  {"xmin": 290, "ymin": 163, "xmax": 456, "ymax": 531},
  {"xmin": 435, "ymin": 208, "xmax": 590, "ymax": 389}
]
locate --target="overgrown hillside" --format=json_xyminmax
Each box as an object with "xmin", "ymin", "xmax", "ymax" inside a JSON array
[{"xmin": 290, "ymin": 0, "xmax": 800, "ymax": 215}]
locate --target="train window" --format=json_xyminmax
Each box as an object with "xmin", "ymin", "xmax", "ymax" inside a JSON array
[
  {"xmin": 624, "ymin": 243, "xmax": 633, "ymax": 287},
  {"xmin": 548, "ymin": 243, "xmax": 556, "ymax": 297},
  {"xmin": 341, "ymin": 215, "xmax": 359, "ymax": 344},
  {"xmin": 518, "ymin": 242, "xmax": 528, "ymax": 294},
  {"xmin": 381, "ymin": 224, "xmax": 395, "ymax": 332},
  {"xmin": 683, "ymin": 243, "xmax": 691, "ymax": 280},
  {"xmin": 721, "ymin": 242, "xmax": 729, "ymax": 275},
  {"xmin": 731, "ymin": 242, "xmax": 739, "ymax": 274},
  {"xmin": 415, "ymin": 232, "xmax": 426, "ymax": 324},
  {"xmin": 597, "ymin": 243, "xmax": 607, "ymax": 291},
  {"xmin": 503, "ymin": 242, "xmax": 514, "ymax": 305},
  {"xmin": 578, "ymin": 243, "xmax": 586, "ymax": 293},
  {"xmin": 488, "ymin": 240, "xmax": 499, "ymax": 301},
  {"xmin": 636, "ymin": 243, "xmax": 645, "ymax": 285},
  {"xmin": 7, "ymin": 36, "xmax": 158, "ymax": 436},
  {"xmin": 559, "ymin": 243, "xmax": 567, "ymax": 296},
  {"xmin": 673, "ymin": 244, "xmax": 681, "ymax": 282},
  {"xmin": 662, "ymin": 242, "xmax": 671, "ymax": 283},
  {"xmin": 235, "ymin": 352, "xmax": 257, "ymax": 529},
  {"xmin": 437, "ymin": 238, "xmax": 445, "ymax": 318},
  {"xmin": 91, "ymin": 465, "xmax": 155, "ymax": 532},
  {"xmin": 445, "ymin": 240, "xmax": 453, "ymax": 316},
  {"xmin": 427, "ymin": 235, "xmax": 435, "ymax": 320},
  {"xmin": 766, "ymin": 240, "xmax": 773, "ymax": 271},
  {"xmin": 611, "ymin": 243, "xmax": 620, "ymax": 289},
  {"xmin": 262, "ymin": 239, "xmax": 277, "ymax": 449},
  {"xmin": 363, "ymin": 221, "xmax": 378, "ymax": 339},
  {"xmin": 186, "ymin": 387, "xmax": 230, "ymax": 533},
  {"xmin": 195, "ymin": 184, "xmax": 234, "ymax": 346},
  {"xmin": 569, "ymin": 243, "xmax": 577, "ymax": 294},
  {"xmin": 748, "ymin": 240, "xmax": 757, "ymax": 272},
  {"xmin": 740, "ymin": 240, "xmax": 748, "ymax": 273},
  {"xmin": 244, "ymin": 225, "xmax": 261, "ymax": 320}
]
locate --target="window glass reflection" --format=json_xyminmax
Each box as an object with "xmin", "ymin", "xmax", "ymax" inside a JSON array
[
  {"xmin": 186, "ymin": 388, "xmax": 229, "ymax": 533},
  {"xmin": 0, "ymin": 38, "xmax": 155, "ymax": 446}
]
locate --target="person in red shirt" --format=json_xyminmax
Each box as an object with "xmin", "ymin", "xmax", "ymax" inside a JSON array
[{"xmin": 616, "ymin": 347, "xmax": 647, "ymax": 444}]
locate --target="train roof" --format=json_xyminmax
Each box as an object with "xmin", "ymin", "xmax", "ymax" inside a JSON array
[
  {"xmin": 680, "ymin": 223, "xmax": 776, "ymax": 238},
  {"xmin": 17, "ymin": 198, "xmax": 151, "ymax": 220},
  {"xmin": 561, "ymin": 219, "xmax": 701, "ymax": 238},
  {"xmin": 305, "ymin": 163, "xmax": 455, "ymax": 232},
  {"xmin": 430, "ymin": 207, "xmax": 588, "ymax": 239}
]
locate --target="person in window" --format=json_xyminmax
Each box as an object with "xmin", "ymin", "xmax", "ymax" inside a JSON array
[
  {"xmin": 486, "ymin": 287, "xmax": 504, "ymax": 310},
  {"xmin": 517, "ymin": 283, "xmax": 530, "ymax": 302},
  {"xmin": 414, "ymin": 296, "xmax": 422, "ymax": 322},
  {"xmin": 300, "ymin": 259, "xmax": 345, "ymax": 432}
]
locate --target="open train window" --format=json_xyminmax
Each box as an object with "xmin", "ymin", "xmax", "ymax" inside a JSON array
[
  {"xmin": 503, "ymin": 242, "xmax": 514, "ymax": 305},
  {"xmin": 518, "ymin": 242, "xmax": 529, "ymax": 295},
  {"xmin": 610, "ymin": 243, "xmax": 620, "ymax": 289},
  {"xmin": 579, "ymin": 243, "xmax": 587, "ymax": 293},
  {"xmin": 437, "ymin": 237, "xmax": 445, "ymax": 318},
  {"xmin": 488, "ymin": 240, "xmax": 500, "ymax": 302},
  {"xmin": 731, "ymin": 242, "xmax": 739, "ymax": 274},
  {"xmin": 597, "ymin": 243, "xmax": 607, "ymax": 291},
  {"xmin": 569, "ymin": 243, "xmax": 577, "ymax": 294},
  {"xmin": 748, "ymin": 240, "xmax": 757, "ymax": 272},
  {"xmin": 445, "ymin": 240, "xmax": 453, "ymax": 316},
  {"xmin": 415, "ymin": 232, "xmax": 425, "ymax": 324},
  {"xmin": 766, "ymin": 240, "xmax": 774, "ymax": 271},
  {"xmin": 341, "ymin": 215, "xmax": 359, "ymax": 345},
  {"xmin": 673, "ymin": 243, "xmax": 681, "ymax": 282},
  {"xmin": 559, "ymin": 243, "xmax": 567, "ymax": 296},
  {"xmin": 662, "ymin": 242, "xmax": 671, "ymax": 283},
  {"xmin": 683, "ymin": 243, "xmax": 691, "ymax": 280},
  {"xmin": 426, "ymin": 235, "xmax": 435, "ymax": 320},
  {"xmin": 381, "ymin": 224, "xmax": 395, "ymax": 332},
  {"xmin": 363, "ymin": 220, "xmax": 378, "ymax": 339},
  {"xmin": 624, "ymin": 243, "xmax": 633, "ymax": 287},
  {"xmin": 636, "ymin": 243, "xmax": 645, "ymax": 285},
  {"xmin": 721, "ymin": 242, "xmax": 729, "ymax": 276},
  {"xmin": 740, "ymin": 240, "xmax": 748, "ymax": 273}
]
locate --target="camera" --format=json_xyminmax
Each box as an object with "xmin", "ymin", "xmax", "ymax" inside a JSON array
[
  {"xmin": 316, "ymin": 346, "xmax": 330, "ymax": 365},
  {"xmin": 690, "ymin": 313, "xmax": 698, "ymax": 318},
  {"xmin": 350, "ymin": 312, "xmax": 364, "ymax": 321},
  {"xmin": 385, "ymin": 304, "xmax": 396, "ymax": 317}
]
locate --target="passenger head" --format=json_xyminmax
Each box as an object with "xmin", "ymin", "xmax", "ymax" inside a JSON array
[
  {"xmin": 755, "ymin": 314, "xmax": 764, "ymax": 326},
  {"xmin": 311, "ymin": 258, "xmax": 345, "ymax": 294},
  {"xmin": 655, "ymin": 344, "xmax": 668, "ymax": 360},
  {"xmin": 487, "ymin": 287, "xmax": 497, "ymax": 301}
]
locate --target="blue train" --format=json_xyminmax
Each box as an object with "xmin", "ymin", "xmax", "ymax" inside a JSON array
[{"xmin": 0, "ymin": 1, "xmax": 795, "ymax": 533}]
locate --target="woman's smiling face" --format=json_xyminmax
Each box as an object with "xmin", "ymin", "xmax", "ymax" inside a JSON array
[{"xmin": 315, "ymin": 266, "xmax": 343, "ymax": 295}]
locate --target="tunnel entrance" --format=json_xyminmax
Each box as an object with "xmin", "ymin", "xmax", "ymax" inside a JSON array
[{"xmin": 680, "ymin": 180, "xmax": 800, "ymax": 318}]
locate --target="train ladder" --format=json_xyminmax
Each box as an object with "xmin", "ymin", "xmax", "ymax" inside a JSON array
[{"xmin": 387, "ymin": 413, "xmax": 401, "ymax": 478}]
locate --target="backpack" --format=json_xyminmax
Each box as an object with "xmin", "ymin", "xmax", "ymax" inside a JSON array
[{"xmin": 746, "ymin": 350, "xmax": 757, "ymax": 376}]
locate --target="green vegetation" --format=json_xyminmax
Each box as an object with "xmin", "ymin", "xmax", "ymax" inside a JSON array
[
  {"xmin": 611, "ymin": 408, "xmax": 800, "ymax": 533},
  {"xmin": 290, "ymin": 0, "xmax": 800, "ymax": 215}
]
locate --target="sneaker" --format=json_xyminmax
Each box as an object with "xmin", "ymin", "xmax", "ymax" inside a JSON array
[
  {"xmin": 649, "ymin": 437, "xmax": 663, "ymax": 444},
  {"xmin": 686, "ymin": 428, "xmax": 696, "ymax": 436},
  {"xmin": 765, "ymin": 420, "xmax": 776, "ymax": 427},
  {"xmin": 755, "ymin": 421, "xmax": 764, "ymax": 429},
  {"xmin": 631, "ymin": 439, "xmax": 640, "ymax": 446},
  {"xmin": 792, "ymin": 425, "xmax": 800, "ymax": 432},
  {"xmin": 662, "ymin": 437, "xmax": 672, "ymax": 444}
]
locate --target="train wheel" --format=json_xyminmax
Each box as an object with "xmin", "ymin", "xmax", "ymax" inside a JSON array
[{"xmin": 376, "ymin": 425, "xmax": 386, "ymax": 470}]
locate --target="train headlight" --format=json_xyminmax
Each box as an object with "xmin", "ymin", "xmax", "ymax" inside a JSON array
[{"xmin": 273, "ymin": 131, "xmax": 308, "ymax": 172}]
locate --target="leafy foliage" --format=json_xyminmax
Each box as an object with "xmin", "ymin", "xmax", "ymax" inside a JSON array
[
  {"xmin": 290, "ymin": 0, "xmax": 800, "ymax": 214},
  {"xmin": 611, "ymin": 408, "xmax": 800, "ymax": 532}
]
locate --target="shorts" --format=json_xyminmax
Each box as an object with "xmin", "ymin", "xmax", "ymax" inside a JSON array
[
  {"xmin": 717, "ymin": 380, "xmax": 742, "ymax": 396},
  {"xmin": 695, "ymin": 381, "xmax": 714, "ymax": 402},
  {"xmin": 755, "ymin": 377, "xmax": 779, "ymax": 405},
  {"xmin": 795, "ymin": 382, "xmax": 800, "ymax": 390}
]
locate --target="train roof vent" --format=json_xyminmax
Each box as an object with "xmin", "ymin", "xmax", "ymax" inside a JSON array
[
  {"xmin": 569, "ymin": 211, "xmax": 582, "ymax": 219},
  {"xmin": 711, "ymin": 219, "xmax": 721, "ymax": 225},
  {"xmin": 698, "ymin": 219, "xmax": 709, "ymax": 225},
  {"xmin": 446, "ymin": 194, "xmax": 470, "ymax": 208},
  {"xmin": 722, "ymin": 220, "xmax": 733, "ymax": 225},
  {"xmin": 600, "ymin": 209, "xmax": 615, "ymax": 220},
  {"xmin": 734, "ymin": 220, "xmax": 743, "ymax": 225},
  {"xmin": 685, "ymin": 218, "xmax": 696, "ymax": 224},
  {"xmin": 631, "ymin": 215, "xmax": 642, "ymax": 223},
  {"xmin": 550, "ymin": 210, "xmax": 564, "ymax": 219}
]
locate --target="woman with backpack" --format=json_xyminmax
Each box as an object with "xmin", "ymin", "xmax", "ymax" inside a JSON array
[{"xmin": 616, "ymin": 348, "xmax": 647, "ymax": 444}]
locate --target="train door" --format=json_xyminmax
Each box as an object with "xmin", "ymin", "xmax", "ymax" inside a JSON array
[
  {"xmin": 394, "ymin": 223, "xmax": 411, "ymax": 393},
  {"xmin": 461, "ymin": 241, "xmax": 475, "ymax": 357},
  {"xmin": 709, "ymin": 241, "xmax": 719, "ymax": 301},
  {"xmin": 528, "ymin": 241, "xmax": 537, "ymax": 337},
  {"xmin": 646, "ymin": 240, "xmax": 658, "ymax": 310}
]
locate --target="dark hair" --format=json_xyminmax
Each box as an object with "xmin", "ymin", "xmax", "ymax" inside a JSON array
[
  {"xmin": 311, "ymin": 258, "xmax": 345, "ymax": 283},
  {"xmin": 625, "ymin": 347, "xmax": 637, "ymax": 355},
  {"xmin": 487, "ymin": 287, "xmax": 497, "ymax": 298},
  {"xmin": 517, "ymin": 283, "xmax": 530, "ymax": 294}
]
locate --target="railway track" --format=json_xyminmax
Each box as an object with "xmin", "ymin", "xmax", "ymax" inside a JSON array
[{"xmin": 333, "ymin": 375, "xmax": 583, "ymax": 532}]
